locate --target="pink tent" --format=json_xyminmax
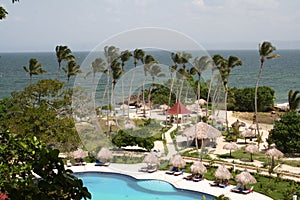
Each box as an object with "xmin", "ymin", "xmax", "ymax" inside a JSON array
[{"xmin": 167, "ymin": 101, "xmax": 192, "ymax": 115}]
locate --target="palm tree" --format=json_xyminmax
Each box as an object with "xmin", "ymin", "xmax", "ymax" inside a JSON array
[
  {"xmin": 111, "ymin": 60, "xmax": 122, "ymax": 108},
  {"xmin": 148, "ymin": 64, "xmax": 165, "ymax": 116},
  {"xmin": 87, "ymin": 57, "xmax": 106, "ymax": 93},
  {"xmin": 212, "ymin": 55, "xmax": 242, "ymax": 135},
  {"xmin": 63, "ymin": 60, "xmax": 81, "ymax": 83},
  {"xmin": 103, "ymin": 46, "xmax": 119, "ymax": 131},
  {"xmin": 288, "ymin": 90, "xmax": 300, "ymax": 111},
  {"xmin": 190, "ymin": 56, "xmax": 211, "ymax": 105},
  {"xmin": 55, "ymin": 45, "xmax": 75, "ymax": 80},
  {"xmin": 23, "ymin": 58, "xmax": 46, "ymax": 85},
  {"xmin": 119, "ymin": 50, "xmax": 132, "ymax": 113},
  {"xmin": 129, "ymin": 49, "xmax": 145, "ymax": 117},
  {"xmin": 177, "ymin": 52, "xmax": 192, "ymax": 102},
  {"xmin": 141, "ymin": 54, "xmax": 157, "ymax": 116},
  {"xmin": 206, "ymin": 62, "xmax": 217, "ymax": 117},
  {"xmin": 255, "ymin": 42, "xmax": 279, "ymax": 148}
]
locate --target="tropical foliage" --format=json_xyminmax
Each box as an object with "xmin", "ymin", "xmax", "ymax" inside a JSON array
[
  {"xmin": 0, "ymin": 79, "xmax": 81, "ymax": 152},
  {"xmin": 254, "ymin": 41, "xmax": 279, "ymax": 147},
  {"xmin": 288, "ymin": 89, "xmax": 300, "ymax": 111},
  {"xmin": 269, "ymin": 111, "xmax": 300, "ymax": 154},
  {"xmin": 23, "ymin": 58, "xmax": 47, "ymax": 85},
  {"xmin": 55, "ymin": 45, "xmax": 75, "ymax": 80},
  {"xmin": 228, "ymin": 86, "xmax": 275, "ymax": 112},
  {"xmin": 212, "ymin": 55, "xmax": 242, "ymax": 134},
  {"xmin": 0, "ymin": 130, "xmax": 91, "ymax": 199},
  {"xmin": 63, "ymin": 60, "xmax": 81, "ymax": 82},
  {"xmin": 112, "ymin": 130, "xmax": 155, "ymax": 151}
]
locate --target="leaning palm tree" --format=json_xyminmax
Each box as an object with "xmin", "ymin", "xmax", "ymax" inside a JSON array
[
  {"xmin": 129, "ymin": 49, "xmax": 145, "ymax": 117},
  {"xmin": 23, "ymin": 58, "xmax": 46, "ymax": 85},
  {"xmin": 212, "ymin": 55, "xmax": 242, "ymax": 135},
  {"xmin": 55, "ymin": 45, "xmax": 75, "ymax": 80},
  {"xmin": 288, "ymin": 90, "xmax": 300, "ymax": 111},
  {"xmin": 63, "ymin": 60, "xmax": 81, "ymax": 83},
  {"xmin": 148, "ymin": 65, "xmax": 165, "ymax": 116},
  {"xmin": 119, "ymin": 50, "xmax": 132, "ymax": 114},
  {"xmin": 255, "ymin": 42, "xmax": 279, "ymax": 148}
]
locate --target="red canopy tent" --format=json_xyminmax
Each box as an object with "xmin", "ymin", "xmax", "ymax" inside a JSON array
[{"xmin": 167, "ymin": 101, "xmax": 192, "ymax": 115}]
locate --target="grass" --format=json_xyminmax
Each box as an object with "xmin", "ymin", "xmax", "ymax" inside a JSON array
[{"xmin": 158, "ymin": 160, "xmax": 300, "ymax": 199}]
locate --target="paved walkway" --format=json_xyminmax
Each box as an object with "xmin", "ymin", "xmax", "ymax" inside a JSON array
[
  {"xmin": 163, "ymin": 123, "xmax": 178, "ymax": 159},
  {"xmin": 69, "ymin": 163, "xmax": 272, "ymax": 200}
]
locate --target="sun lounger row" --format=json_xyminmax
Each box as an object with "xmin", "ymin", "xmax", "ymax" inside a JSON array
[
  {"xmin": 139, "ymin": 165, "xmax": 157, "ymax": 173},
  {"xmin": 231, "ymin": 183, "xmax": 254, "ymax": 194},
  {"xmin": 95, "ymin": 160, "xmax": 110, "ymax": 166},
  {"xmin": 165, "ymin": 167, "xmax": 184, "ymax": 176},
  {"xmin": 209, "ymin": 180, "xmax": 229, "ymax": 188},
  {"xmin": 183, "ymin": 174, "xmax": 204, "ymax": 182}
]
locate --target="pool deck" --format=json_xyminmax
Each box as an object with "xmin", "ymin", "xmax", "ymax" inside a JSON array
[{"xmin": 68, "ymin": 163, "xmax": 273, "ymax": 200}]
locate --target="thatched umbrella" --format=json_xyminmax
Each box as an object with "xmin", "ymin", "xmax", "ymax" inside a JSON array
[
  {"xmin": 190, "ymin": 160, "xmax": 207, "ymax": 174},
  {"xmin": 143, "ymin": 152, "xmax": 160, "ymax": 166},
  {"xmin": 120, "ymin": 104, "xmax": 130, "ymax": 110},
  {"xmin": 214, "ymin": 164, "xmax": 232, "ymax": 180},
  {"xmin": 159, "ymin": 104, "xmax": 169, "ymax": 110},
  {"xmin": 183, "ymin": 122, "xmax": 222, "ymax": 140},
  {"xmin": 195, "ymin": 99, "xmax": 207, "ymax": 105},
  {"xmin": 223, "ymin": 142, "xmax": 239, "ymax": 157},
  {"xmin": 106, "ymin": 120, "xmax": 116, "ymax": 126},
  {"xmin": 124, "ymin": 120, "xmax": 135, "ymax": 129},
  {"xmin": 240, "ymin": 129, "xmax": 256, "ymax": 143},
  {"xmin": 235, "ymin": 169, "xmax": 257, "ymax": 187},
  {"xmin": 183, "ymin": 122, "xmax": 222, "ymax": 151},
  {"xmin": 265, "ymin": 147, "xmax": 284, "ymax": 167},
  {"xmin": 97, "ymin": 147, "xmax": 112, "ymax": 162},
  {"xmin": 71, "ymin": 148, "xmax": 89, "ymax": 159},
  {"xmin": 245, "ymin": 144, "xmax": 259, "ymax": 162},
  {"xmin": 170, "ymin": 154, "xmax": 186, "ymax": 168}
]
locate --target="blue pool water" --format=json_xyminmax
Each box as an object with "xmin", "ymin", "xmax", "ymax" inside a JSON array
[{"xmin": 76, "ymin": 172, "xmax": 214, "ymax": 200}]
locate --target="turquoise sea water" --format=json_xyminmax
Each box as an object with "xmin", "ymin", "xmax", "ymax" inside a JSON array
[
  {"xmin": 76, "ymin": 172, "xmax": 214, "ymax": 200},
  {"xmin": 0, "ymin": 50, "xmax": 299, "ymax": 104}
]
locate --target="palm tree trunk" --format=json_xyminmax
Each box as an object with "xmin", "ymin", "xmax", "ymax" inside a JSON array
[
  {"xmin": 142, "ymin": 73, "xmax": 147, "ymax": 116},
  {"xmin": 58, "ymin": 61, "xmax": 61, "ymax": 80},
  {"xmin": 206, "ymin": 72, "xmax": 214, "ymax": 117},
  {"xmin": 148, "ymin": 81, "xmax": 154, "ymax": 117},
  {"xmin": 195, "ymin": 74, "xmax": 201, "ymax": 151},
  {"xmin": 122, "ymin": 74, "xmax": 125, "ymax": 116},
  {"xmin": 225, "ymin": 84, "xmax": 229, "ymax": 135},
  {"xmin": 255, "ymin": 62, "xmax": 263, "ymax": 148},
  {"xmin": 128, "ymin": 65, "xmax": 136, "ymax": 119},
  {"xmin": 30, "ymin": 75, "xmax": 32, "ymax": 85},
  {"xmin": 166, "ymin": 74, "xmax": 175, "ymax": 127}
]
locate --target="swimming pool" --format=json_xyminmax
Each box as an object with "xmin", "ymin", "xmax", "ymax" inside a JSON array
[{"xmin": 76, "ymin": 172, "xmax": 214, "ymax": 200}]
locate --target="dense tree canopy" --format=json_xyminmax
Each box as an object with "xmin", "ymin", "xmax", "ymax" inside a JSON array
[
  {"xmin": 269, "ymin": 112, "xmax": 300, "ymax": 154},
  {"xmin": 228, "ymin": 86, "xmax": 275, "ymax": 112},
  {"xmin": 0, "ymin": 79, "xmax": 81, "ymax": 152},
  {"xmin": 112, "ymin": 130, "xmax": 155, "ymax": 151}
]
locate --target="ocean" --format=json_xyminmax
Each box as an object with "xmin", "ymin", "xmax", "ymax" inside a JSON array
[{"xmin": 0, "ymin": 50, "xmax": 299, "ymax": 104}]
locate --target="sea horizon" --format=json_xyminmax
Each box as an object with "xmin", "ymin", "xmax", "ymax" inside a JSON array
[{"xmin": 1, "ymin": 49, "xmax": 299, "ymax": 104}]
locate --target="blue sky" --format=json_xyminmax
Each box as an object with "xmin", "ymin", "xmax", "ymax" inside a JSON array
[{"xmin": 1, "ymin": 0, "xmax": 300, "ymax": 52}]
